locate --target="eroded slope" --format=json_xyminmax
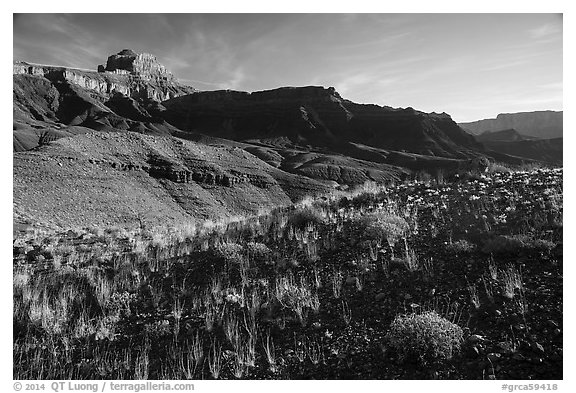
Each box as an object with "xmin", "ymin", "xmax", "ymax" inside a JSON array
[{"xmin": 14, "ymin": 132, "xmax": 332, "ymax": 230}]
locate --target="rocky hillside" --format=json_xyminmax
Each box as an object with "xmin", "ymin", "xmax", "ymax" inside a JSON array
[
  {"xmin": 460, "ymin": 111, "xmax": 563, "ymax": 139},
  {"xmin": 162, "ymin": 86, "xmax": 483, "ymax": 160},
  {"xmin": 13, "ymin": 132, "xmax": 333, "ymax": 230}
]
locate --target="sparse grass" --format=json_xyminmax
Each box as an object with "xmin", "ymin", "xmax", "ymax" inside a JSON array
[
  {"xmin": 341, "ymin": 300, "xmax": 352, "ymax": 326},
  {"xmin": 331, "ymin": 268, "xmax": 343, "ymax": 299},
  {"xmin": 13, "ymin": 168, "xmax": 562, "ymax": 380},
  {"xmin": 482, "ymin": 275, "xmax": 495, "ymax": 303},
  {"xmin": 208, "ymin": 340, "xmax": 223, "ymax": 379},
  {"xmin": 307, "ymin": 336, "xmax": 322, "ymax": 365},
  {"xmin": 501, "ymin": 264, "xmax": 524, "ymax": 300},
  {"xmin": 468, "ymin": 284, "xmax": 481, "ymax": 310},
  {"xmin": 262, "ymin": 330, "xmax": 277, "ymax": 372},
  {"xmin": 402, "ymin": 243, "xmax": 419, "ymax": 272},
  {"xmin": 488, "ymin": 256, "xmax": 498, "ymax": 280},
  {"xmin": 294, "ymin": 334, "xmax": 306, "ymax": 363},
  {"xmin": 274, "ymin": 274, "xmax": 315, "ymax": 325}
]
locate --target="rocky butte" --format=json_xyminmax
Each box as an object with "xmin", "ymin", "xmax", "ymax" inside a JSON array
[
  {"xmin": 99, "ymin": 49, "xmax": 174, "ymax": 81},
  {"xmin": 14, "ymin": 49, "xmax": 194, "ymax": 102}
]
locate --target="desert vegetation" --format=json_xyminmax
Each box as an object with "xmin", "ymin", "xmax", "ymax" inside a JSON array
[{"xmin": 13, "ymin": 167, "xmax": 562, "ymax": 379}]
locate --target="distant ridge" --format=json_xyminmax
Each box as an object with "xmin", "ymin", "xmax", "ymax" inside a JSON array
[
  {"xmin": 162, "ymin": 86, "xmax": 483, "ymax": 160},
  {"xmin": 475, "ymin": 128, "xmax": 536, "ymax": 143},
  {"xmin": 459, "ymin": 111, "xmax": 563, "ymax": 139}
]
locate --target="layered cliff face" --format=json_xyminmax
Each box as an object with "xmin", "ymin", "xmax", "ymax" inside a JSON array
[
  {"xmin": 162, "ymin": 86, "xmax": 482, "ymax": 160},
  {"xmin": 13, "ymin": 50, "xmax": 196, "ymax": 151},
  {"xmin": 459, "ymin": 111, "xmax": 563, "ymax": 139}
]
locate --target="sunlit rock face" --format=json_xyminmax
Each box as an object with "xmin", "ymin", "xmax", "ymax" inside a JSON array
[
  {"xmin": 102, "ymin": 49, "xmax": 175, "ymax": 82},
  {"xmin": 13, "ymin": 50, "xmax": 194, "ymax": 103}
]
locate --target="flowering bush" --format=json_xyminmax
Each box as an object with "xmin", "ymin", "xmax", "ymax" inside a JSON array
[{"xmin": 386, "ymin": 311, "xmax": 463, "ymax": 365}]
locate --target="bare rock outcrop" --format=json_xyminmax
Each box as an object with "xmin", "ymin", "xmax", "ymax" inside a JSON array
[{"xmin": 102, "ymin": 49, "xmax": 174, "ymax": 81}]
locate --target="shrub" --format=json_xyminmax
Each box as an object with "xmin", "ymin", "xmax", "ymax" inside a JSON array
[
  {"xmin": 246, "ymin": 242, "xmax": 273, "ymax": 264},
  {"xmin": 386, "ymin": 311, "xmax": 463, "ymax": 365},
  {"xmin": 445, "ymin": 239, "xmax": 476, "ymax": 254},
  {"xmin": 288, "ymin": 206, "xmax": 327, "ymax": 231},
  {"xmin": 358, "ymin": 212, "xmax": 409, "ymax": 244},
  {"xmin": 482, "ymin": 235, "xmax": 555, "ymax": 254},
  {"xmin": 530, "ymin": 239, "xmax": 556, "ymax": 252},
  {"xmin": 482, "ymin": 235, "xmax": 527, "ymax": 254},
  {"xmin": 487, "ymin": 162, "xmax": 513, "ymax": 174},
  {"xmin": 214, "ymin": 242, "xmax": 244, "ymax": 264}
]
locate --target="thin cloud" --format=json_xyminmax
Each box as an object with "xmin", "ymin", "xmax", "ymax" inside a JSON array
[
  {"xmin": 481, "ymin": 59, "xmax": 530, "ymax": 72},
  {"xmin": 529, "ymin": 22, "xmax": 561, "ymax": 40},
  {"xmin": 337, "ymin": 32, "xmax": 412, "ymax": 50},
  {"xmin": 14, "ymin": 14, "xmax": 109, "ymax": 68},
  {"xmin": 537, "ymin": 82, "xmax": 563, "ymax": 91},
  {"xmin": 221, "ymin": 67, "xmax": 246, "ymax": 90}
]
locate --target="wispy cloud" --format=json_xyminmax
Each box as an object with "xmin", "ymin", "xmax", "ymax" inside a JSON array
[
  {"xmin": 528, "ymin": 21, "xmax": 562, "ymax": 45},
  {"xmin": 529, "ymin": 22, "xmax": 562, "ymax": 40},
  {"xmin": 481, "ymin": 59, "xmax": 530, "ymax": 72},
  {"xmin": 165, "ymin": 27, "xmax": 250, "ymax": 90},
  {"xmin": 334, "ymin": 73, "xmax": 374, "ymax": 96},
  {"xmin": 537, "ymin": 82, "xmax": 563, "ymax": 91},
  {"xmin": 14, "ymin": 14, "xmax": 108, "ymax": 68},
  {"xmin": 222, "ymin": 67, "xmax": 246, "ymax": 90}
]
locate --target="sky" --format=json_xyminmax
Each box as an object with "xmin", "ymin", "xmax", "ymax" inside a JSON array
[{"xmin": 13, "ymin": 13, "xmax": 563, "ymax": 122}]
